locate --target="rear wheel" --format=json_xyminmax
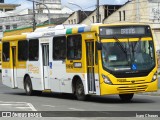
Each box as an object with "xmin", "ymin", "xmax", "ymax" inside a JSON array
[
  {"xmin": 24, "ymin": 76, "xmax": 34, "ymax": 96},
  {"xmin": 75, "ymin": 80, "xmax": 86, "ymax": 101},
  {"xmin": 119, "ymin": 93, "xmax": 134, "ymax": 102}
]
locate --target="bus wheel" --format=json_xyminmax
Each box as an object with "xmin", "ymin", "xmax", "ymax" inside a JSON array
[
  {"xmin": 76, "ymin": 80, "xmax": 86, "ymax": 101},
  {"xmin": 119, "ymin": 93, "xmax": 134, "ymax": 102},
  {"xmin": 24, "ymin": 76, "xmax": 34, "ymax": 96}
]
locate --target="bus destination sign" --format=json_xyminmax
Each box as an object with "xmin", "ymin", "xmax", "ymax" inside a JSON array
[{"xmin": 100, "ymin": 26, "xmax": 149, "ymax": 36}]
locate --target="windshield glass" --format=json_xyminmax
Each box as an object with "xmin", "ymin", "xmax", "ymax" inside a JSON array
[{"xmin": 102, "ymin": 40, "xmax": 155, "ymax": 72}]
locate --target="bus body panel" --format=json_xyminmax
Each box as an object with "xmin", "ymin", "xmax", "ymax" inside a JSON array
[
  {"xmin": 16, "ymin": 70, "xmax": 27, "ymax": 89},
  {"xmin": 2, "ymin": 69, "xmax": 13, "ymax": 88}
]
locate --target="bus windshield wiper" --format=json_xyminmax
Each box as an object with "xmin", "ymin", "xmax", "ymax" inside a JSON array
[
  {"xmin": 113, "ymin": 36, "xmax": 127, "ymax": 55},
  {"xmin": 134, "ymin": 36, "xmax": 142, "ymax": 52}
]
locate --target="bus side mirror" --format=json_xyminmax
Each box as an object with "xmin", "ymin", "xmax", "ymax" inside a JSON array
[{"xmin": 96, "ymin": 41, "xmax": 102, "ymax": 50}]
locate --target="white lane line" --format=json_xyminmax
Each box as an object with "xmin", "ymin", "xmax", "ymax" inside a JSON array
[
  {"xmin": 42, "ymin": 105, "xmax": 55, "ymax": 108},
  {"xmin": 69, "ymin": 108, "xmax": 84, "ymax": 111},
  {"xmin": 15, "ymin": 107, "xmax": 31, "ymax": 109},
  {"xmin": 27, "ymin": 103, "xmax": 37, "ymax": 111},
  {"xmin": 0, "ymin": 101, "xmax": 37, "ymax": 111},
  {"xmin": 0, "ymin": 104, "xmax": 12, "ymax": 106},
  {"xmin": 0, "ymin": 101, "xmax": 27, "ymax": 104}
]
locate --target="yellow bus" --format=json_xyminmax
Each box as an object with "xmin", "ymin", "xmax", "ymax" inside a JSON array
[{"xmin": 1, "ymin": 24, "xmax": 158, "ymax": 102}]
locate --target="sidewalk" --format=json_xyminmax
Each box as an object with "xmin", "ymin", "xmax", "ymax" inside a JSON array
[{"xmin": 139, "ymin": 90, "xmax": 160, "ymax": 96}]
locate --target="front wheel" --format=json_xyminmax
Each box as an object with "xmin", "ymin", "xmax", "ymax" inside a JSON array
[
  {"xmin": 119, "ymin": 93, "xmax": 134, "ymax": 102},
  {"xmin": 75, "ymin": 80, "xmax": 86, "ymax": 101}
]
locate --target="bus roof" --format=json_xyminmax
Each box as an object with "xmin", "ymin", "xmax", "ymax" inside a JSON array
[
  {"xmin": 2, "ymin": 34, "xmax": 27, "ymax": 41},
  {"xmin": 2, "ymin": 23, "xmax": 150, "ymax": 41}
]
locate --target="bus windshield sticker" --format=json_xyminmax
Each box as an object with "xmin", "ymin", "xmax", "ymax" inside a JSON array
[
  {"xmin": 108, "ymin": 55, "xmax": 117, "ymax": 61},
  {"xmin": 132, "ymin": 64, "xmax": 137, "ymax": 70},
  {"xmin": 50, "ymin": 62, "xmax": 52, "ymax": 69}
]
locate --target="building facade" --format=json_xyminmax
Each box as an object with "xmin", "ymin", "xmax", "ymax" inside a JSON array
[
  {"xmin": 81, "ymin": 5, "xmax": 122, "ymax": 25},
  {"xmin": 63, "ymin": 5, "xmax": 122, "ymax": 25},
  {"xmin": 0, "ymin": 3, "xmax": 20, "ymax": 12},
  {"xmin": 0, "ymin": 0, "xmax": 72, "ymax": 32},
  {"xmin": 36, "ymin": 0, "xmax": 71, "ymax": 23},
  {"xmin": 63, "ymin": 10, "xmax": 93, "ymax": 24},
  {"xmin": 36, "ymin": 0, "xmax": 62, "ymax": 14}
]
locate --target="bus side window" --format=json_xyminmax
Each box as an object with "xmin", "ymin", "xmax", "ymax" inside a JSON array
[
  {"xmin": 67, "ymin": 35, "xmax": 82, "ymax": 60},
  {"xmin": 29, "ymin": 39, "xmax": 39, "ymax": 61},
  {"xmin": 2, "ymin": 42, "xmax": 10, "ymax": 62},
  {"xmin": 18, "ymin": 40, "xmax": 28, "ymax": 61},
  {"xmin": 53, "ymin": 36, "xmax": 66, "ymax": 60}
]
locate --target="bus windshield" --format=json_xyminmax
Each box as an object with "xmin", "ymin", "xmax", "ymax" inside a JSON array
[{"xmin": 101, "ymin": 39, "xmax": 155, "ymax": 72}]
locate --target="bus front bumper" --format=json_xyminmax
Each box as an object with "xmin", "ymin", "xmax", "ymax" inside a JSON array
[{"xmin": 100, "ymin": 80, "xmax": 158, "ymax": 95}]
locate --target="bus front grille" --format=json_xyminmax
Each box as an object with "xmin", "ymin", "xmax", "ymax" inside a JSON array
[{"xmin": 117, "ymin": 85, "xmax": 148, "ymax": 94}]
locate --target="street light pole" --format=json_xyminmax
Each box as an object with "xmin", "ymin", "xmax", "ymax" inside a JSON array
[
  {"xmin": 96, "ymin": 0, "xmax": 100, "ymax": 23},
  {"xmin": 33, "ymin": 1, "xmax": 36, "ymax": 31},
  {"xmin": 27, "ymin": 0, "xmax": 51, "ymax": 25},
  {"xmin": 68, "ymin": 2, "xmax": 92, "ymax": 23}
]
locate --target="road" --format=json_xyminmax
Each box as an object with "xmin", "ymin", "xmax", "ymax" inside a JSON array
[{"xmin": 0, "ymin": 74, "xmax": 160, "ymax": 120}]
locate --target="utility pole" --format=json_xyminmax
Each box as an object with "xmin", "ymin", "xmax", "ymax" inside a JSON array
[
  {"xmin": 96, "ymin": 0, "xmax": 100, "ymax": 23},
  {"xmin": 33, "ymin": 1, "xmax": 36, "ymax": 31},
  {"xmin": 27, "ymin": 0, "xmax": 51, "ymax": 25},
  {"xmin": 136, "ymin": 0, "xmax": 140, "ymax": 22}
]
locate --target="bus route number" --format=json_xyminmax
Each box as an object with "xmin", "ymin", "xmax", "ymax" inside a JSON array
[{"xmin": 66, "ymin": 64, "xmax": 73, "ymax": 69}]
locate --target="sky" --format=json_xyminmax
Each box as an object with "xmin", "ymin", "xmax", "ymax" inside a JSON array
[{"xmin": 4, "ymin": 0, "xmax": 128, "ymax": 11}]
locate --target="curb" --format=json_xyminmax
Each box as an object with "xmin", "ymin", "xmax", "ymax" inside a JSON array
[{"xmin": 138, "ymin": 90, "xmax": 160, "ymax": 96}]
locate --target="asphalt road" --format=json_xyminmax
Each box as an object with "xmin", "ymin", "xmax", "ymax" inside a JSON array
[{"xmin": 0, "ymin": 74, "xmax": 160, "ymax": 120}]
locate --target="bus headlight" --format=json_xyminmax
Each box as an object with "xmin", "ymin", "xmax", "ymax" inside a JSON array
[
  {"xmin": 152, "ymin": 72, "xmax": 157, "ymax": 82},
  {"xmin": 102, "ymin": 74, "xmax": 112, "ymax": 85}
]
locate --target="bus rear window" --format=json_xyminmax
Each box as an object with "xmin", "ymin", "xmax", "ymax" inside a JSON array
[{"xmin": 2, "ymin": 42, "xmax": 10, "ymax": 62}]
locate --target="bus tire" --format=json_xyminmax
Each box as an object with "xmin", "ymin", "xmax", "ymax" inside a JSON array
[
  {"xmin": 75, "ymin": 80, "xmax": 86, "ymax": 101},
  {"xmin": 24, "ymin": 76, "xmax": 34, "ymax": 96},
  {"xmin": 119, "ymin": 93, "xmax": 134, "ymax": 102}
]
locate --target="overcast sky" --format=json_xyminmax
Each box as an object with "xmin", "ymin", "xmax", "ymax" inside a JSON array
[{"xmin": 5, "ymin": 0, "xmax": 128, "ymax": 11}]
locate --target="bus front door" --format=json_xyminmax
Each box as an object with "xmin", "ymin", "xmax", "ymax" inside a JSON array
[
  {"xmin": 11, "ymin": 46, "xmax": 17, "ymax": 88},
  {"xmin": 86, "ymin": 41, "xmax": 96, "ymax": 93},
  {"xmin": 42, "ymin": 44, "xmax": 49, "ymax": 89}
]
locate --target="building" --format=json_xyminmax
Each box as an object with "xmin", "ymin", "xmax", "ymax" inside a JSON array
[
  {"xmin": 63, "ymin": 10, "xmax": 93, "ymax": 24},
  {"xmin": 82, "ymin": 5, "xmax": 122, "ymax": 25},
  {"xmin": 36, "ymin": 0, "xmax": 62, "ymax": 14},
  {"xmin": 0, "ymin": 2, "xmax": 21, "ymax": 33},
  {"xmin": 103, "ymin": 0, "xmax": 160, "ymax": 50},
  {"xmin": 35, "ymin": 0, "xmax": 72, "ymax": 23},
  {"xmin": 0, "ymin": 2, "xmax": 20, "ymax": 12},
  {"xmin": 63, "ymin": 4, "xmax": 122, "ymax": 25},
  {"xmin": 0, "ymin": 0, "xmax": 72, "ymax": 33}
]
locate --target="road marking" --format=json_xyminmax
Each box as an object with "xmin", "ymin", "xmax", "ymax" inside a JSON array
[
  {"xmin": 15, "ymin": 107, "xmax": 32, "ymax": 110},
  {"xmin": 0, "ymin": 101, "xmax": 37, "ymax": 111},
  {"xmin": 69, "ymin": 108, "xmax": 84, "ymax": 111},
  {"xmin": 27, "ymin": 103, "xmax": 37, "ymax": 111},
  {"xmin": 42, "ymin": 105, "xmax": 55, "ymax": 108},
  {"xmin": 0, "ymin": 104, "xmax": 12, "ymax": 106}
]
